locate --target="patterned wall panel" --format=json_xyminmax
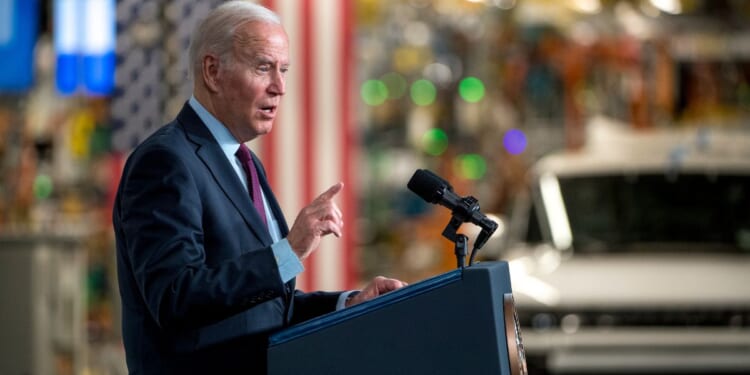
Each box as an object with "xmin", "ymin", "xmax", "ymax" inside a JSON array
[{"xmin": 111, "ymin": 0, "xmax": 220, "ymax": 152}]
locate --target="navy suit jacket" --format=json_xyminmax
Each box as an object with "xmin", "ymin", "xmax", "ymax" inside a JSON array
[{"xmin": 113, "ymin": 103, "xmax": 341, "ymax": 374}]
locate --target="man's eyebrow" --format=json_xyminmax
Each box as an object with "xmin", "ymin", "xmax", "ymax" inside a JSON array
[
  {"xmin": 250, "ymin": 56, "xmax": 290, "ymax": 69},
  {"xmin": 251, "ymin": 56, "xmax": 273, "ymax": 64},
  {"xmin": 252, "ymin": 56, "xmax": 279, "ymax": 64}
]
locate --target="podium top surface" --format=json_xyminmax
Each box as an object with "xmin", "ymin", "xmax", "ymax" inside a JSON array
[{"xmin": 269, "ymin": 268, "xmax": 463, "ymax": 346}]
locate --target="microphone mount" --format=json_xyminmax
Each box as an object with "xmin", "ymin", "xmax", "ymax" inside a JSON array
[
  {"xmin": 441, "ymin": 195, "xmax": 497, "ymax": 269},
  {"xmin": 441, "ymin": 195, "xmax": 480, "ymax": 243}
]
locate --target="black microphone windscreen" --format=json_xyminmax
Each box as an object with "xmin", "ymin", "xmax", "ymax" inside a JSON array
[{"xmin": 407, "ymin": 169, "xmax": 450, "ymax": 204}]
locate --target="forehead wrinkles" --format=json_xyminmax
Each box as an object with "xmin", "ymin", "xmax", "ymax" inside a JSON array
[{"xmin": 232, "ymin": 21, "xmax": 287, "ymax": 62}]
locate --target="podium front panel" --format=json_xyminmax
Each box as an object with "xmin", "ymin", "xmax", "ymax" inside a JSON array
[{"xmin": 268, "ymin": 262, "xmax": 523, "ymax": 375}]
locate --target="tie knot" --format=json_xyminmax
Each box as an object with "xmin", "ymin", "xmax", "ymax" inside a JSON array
[{"xmin": 236, "ymin": 144, "xmax": 253, "ymax": 164}]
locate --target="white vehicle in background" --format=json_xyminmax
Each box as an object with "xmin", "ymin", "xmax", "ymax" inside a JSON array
[{"xmin": 492, "ymin": 117, "xmax": 750, "ymax": 375}]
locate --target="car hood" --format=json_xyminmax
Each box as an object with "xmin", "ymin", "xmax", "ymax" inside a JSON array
[{"xmin": 507, "ymin": 253, "xmax": 750, "ymax": 309}]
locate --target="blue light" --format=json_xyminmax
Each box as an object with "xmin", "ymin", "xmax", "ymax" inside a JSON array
[
  {"xmin": 84, "ymin": 52, "xmax": 115, "ymax": 95},
  {"xmin": 56, "ymin": 54, "xmax": 78, "ymax": 94},
  {"xmin": 503, "ymin": 129, "xmax": 527, "ymax": 155},
  {"xmin": 54, "ymin": 0, "xmax": 115, "ymax": 96},
  {"xmin": 54, "ymin": 0, "xmax": 80, "ymax": 95},
  {"xmin": 0, "ymin": 0, "xmax": 38, "ymax": 93},
  {"xmin": 82, "ymin": 0, "xmax": 115, "ymax": 96}
]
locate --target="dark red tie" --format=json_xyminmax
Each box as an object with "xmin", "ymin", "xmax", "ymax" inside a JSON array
[{"xmin": 235, "ymin": 144, "xmax": 268, "ymax": 228}]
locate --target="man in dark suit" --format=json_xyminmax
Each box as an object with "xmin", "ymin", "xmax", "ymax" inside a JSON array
[{"xmin": 112, "ymin": 2, "xmax": 405, "ymax": 374}]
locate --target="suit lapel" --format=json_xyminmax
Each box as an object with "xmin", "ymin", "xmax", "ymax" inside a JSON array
[{"xmin": 176, "ymin": 104, "xmax": 274, "ymax": 246}]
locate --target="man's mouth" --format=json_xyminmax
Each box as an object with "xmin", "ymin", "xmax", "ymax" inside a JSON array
[{"xmin": 260, "ymin": 105, "xmax": 276, "ymax": 114}]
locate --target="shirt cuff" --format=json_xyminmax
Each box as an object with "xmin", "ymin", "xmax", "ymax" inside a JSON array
[
  {"xmin": 335, "ymin": 290, "xmax": 360, "ymax": 310},
  {"xmin": 272, "ymin": 239, "xmax": 304, "ymax": 283}
]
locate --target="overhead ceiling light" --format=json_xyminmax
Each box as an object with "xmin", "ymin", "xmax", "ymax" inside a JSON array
[
  {"xmin": 650, "ymin": 0, "xmax": 682, "ymax": 14},
  {"xmin": 572, "ymin": 0, "xmax": 602, "ymax": 14}
]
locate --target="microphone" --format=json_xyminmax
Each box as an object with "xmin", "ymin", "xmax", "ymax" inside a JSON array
[{"xmin": 407, "ymin": 169, "xmax": 498, "ymax": 251}]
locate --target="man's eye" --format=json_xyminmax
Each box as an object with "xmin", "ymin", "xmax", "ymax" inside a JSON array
[{"xmin": 258, "ymin": 65, "xmax": 271, "ymax": 72}]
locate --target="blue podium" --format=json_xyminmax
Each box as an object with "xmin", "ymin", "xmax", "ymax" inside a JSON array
[{"xmin": 267, "ymin": 261, "xmax": 527, "ymax": 375}]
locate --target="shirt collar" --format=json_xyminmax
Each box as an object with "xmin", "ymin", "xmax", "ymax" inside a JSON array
[{"xmin": 188, "ymin": 95, "xmax": 241, "ymax": 158}]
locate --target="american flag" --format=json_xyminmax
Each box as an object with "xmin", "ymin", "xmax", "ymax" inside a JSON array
[
  {"xmin": 112, "ymin": 0, "xmax": 358, "ymax": 292},
  {"xmin": 259, "ymin": 0, "xmax": 358, "ymax": 292}
]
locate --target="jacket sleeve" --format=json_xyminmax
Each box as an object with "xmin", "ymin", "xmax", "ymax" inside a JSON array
[{"xmin": 290, "ymin": 290, "xmax": 342, "ymax": 325}]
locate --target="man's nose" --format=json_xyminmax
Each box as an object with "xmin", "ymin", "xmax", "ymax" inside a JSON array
[{"xmin": 269, "ymin": 70, "xmax": 285, "ymax": 96}]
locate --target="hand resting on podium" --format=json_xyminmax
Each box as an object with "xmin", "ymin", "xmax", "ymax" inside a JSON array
[{"xmin": 345, "ymin": 276, "xmax": 408, "ymax": 308}]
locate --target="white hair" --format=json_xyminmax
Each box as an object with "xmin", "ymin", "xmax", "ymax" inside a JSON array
[{"xmin": 188, "ymin": 1, "xmax": 281, "ymax": 79}]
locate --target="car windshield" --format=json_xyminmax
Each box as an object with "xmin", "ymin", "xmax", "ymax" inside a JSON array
[{"xmin": 557, "ymin": 173, "xmax": 750, "ymax": 254}]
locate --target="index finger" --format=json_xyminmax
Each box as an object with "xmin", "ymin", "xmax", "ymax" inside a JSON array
[{"xmin": 315, "ymin": 182, "xmax": 344, "ymax": 202}]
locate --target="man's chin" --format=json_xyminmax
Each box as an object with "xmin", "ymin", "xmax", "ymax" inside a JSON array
[{"xmin": 255, "ymin": 122, "xmax": 274, "ymax": 136}]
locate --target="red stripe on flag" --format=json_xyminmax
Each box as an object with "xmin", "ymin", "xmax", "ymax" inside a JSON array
[
  {"xmin": 301, "ymin": 0, "xmax": 316, "ymax": 290},
  {"xmin": 340, "ymin": 0, "xmax": 357, "ymax": 289},
  {"xmin": 262, "ymin": 0, "xmax": 277, "ymax": 181}
]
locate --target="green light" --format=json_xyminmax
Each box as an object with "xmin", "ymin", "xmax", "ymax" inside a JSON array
[
  {"xmin": 739, "ymin": 82, "xmax": 750, "ymax": 109},
  {"xmin": 455, "ymin": 154, "xmax": 487, "ymax": 180},
  {"xmin": 458, "ymin": 77, "xmax": 485, "ymax": 103},
  {"xmin": 410, "ymin": 79, "xmax": 437, "ymax": 106},
  {"xmin": 361, "ymin": 80, "xmax": 389, "ymax": 106},
  {"xmin": 33, "ymin": 174, "xmax": 53, "ymax": 200},
  {"xmin": 421, "ymin": 128, "xmax": 448, "ymax": 156},
  {"xmin": 381, "ymin": 72, "xmax": 407, "ymax": 99}
]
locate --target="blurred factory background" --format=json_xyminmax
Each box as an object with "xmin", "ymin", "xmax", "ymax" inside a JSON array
[{"xmin": 0, "ymin": 0, "xmax": 748, "ymax": 374}]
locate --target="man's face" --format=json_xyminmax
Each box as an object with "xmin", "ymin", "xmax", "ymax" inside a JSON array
[{"xmin": 214, "ymin": 21, "xmax": 289, "ymax": 142}]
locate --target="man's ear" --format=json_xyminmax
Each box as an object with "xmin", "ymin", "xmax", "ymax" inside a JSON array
[{"xmin": 201, "ymin": 54, "xmax": 221, "ymax": 93}]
